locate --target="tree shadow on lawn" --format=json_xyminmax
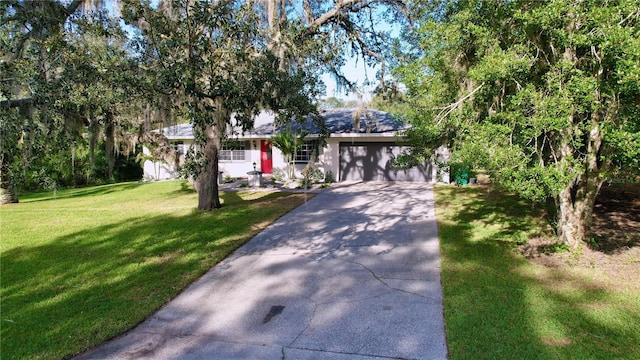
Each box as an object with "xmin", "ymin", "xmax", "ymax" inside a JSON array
[
  {"xmin": 437, "ymin": 186, "xmax": 640, "ymax": 359},
  {"xmin": 590, "ymin": 183, "xmax": 640, "ymax": 253},
  {"xmin": 0, "ymin": 193, "xmax": 304, "ymax": 360},
  {"xmin": 172, "ymin": 180, "xmax": 196, "ymax": 195},
  {"xmin": 19, "ymin": 182, "xmax": 145, "ymax": 203}
]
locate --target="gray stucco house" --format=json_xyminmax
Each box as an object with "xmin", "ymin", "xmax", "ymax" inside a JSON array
[{"xmin": 142, "ymin": 108, "xmax": 449, "ymax": 183}]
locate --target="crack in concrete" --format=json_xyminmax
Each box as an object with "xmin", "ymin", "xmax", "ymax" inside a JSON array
[
  {"xmin": 340, "ymin": 258, "xmax": 429, "ymax": 299},
  {"xmin": 289, "ymin": 294, "xmax": 318, "ymax": 347},
  {"xmin": 284, "ymin": 345, "xmax": 416, "ymax": 360},
  {"xmin": 312, "ymin": 294, "xmax": 389, "ymax": 309},
  {"xmin": 377, "ymin": 275, "xmax": 424, "ymax": 281}
]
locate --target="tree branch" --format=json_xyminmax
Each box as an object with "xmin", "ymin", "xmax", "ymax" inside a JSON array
[
  {"xmin": 434, "ymin": 83, "xmax": 484, "ymax": 125},
  {"xmin": 6, "ymin": 0, "xmax": 85, "ymax": 64},
  {"xmin": 305, "ymin": 0, "xmax": 365, "ymax": 35},
  {"xmin": 0, "ymin": 97, "xmax": 33, "ymax": 109}
]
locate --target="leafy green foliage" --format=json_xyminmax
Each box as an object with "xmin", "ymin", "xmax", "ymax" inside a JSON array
[
  {"xmin": 396, "ymin": 0, "xmax": 640, "ymax": 245},
  {"xmin": 270, "ymin": 129, "xmax": 309, "ymax": 179},
  {"xmin": 369, "ymin": 81, "xmax": 407, "ymax": 112},
  {"xmin": 1, "ymin": 2, "xmax": 148, "ymax": 199},
  {"xmin": 398, "ymin": 0, "xmax": 640, "ymax": 185}
]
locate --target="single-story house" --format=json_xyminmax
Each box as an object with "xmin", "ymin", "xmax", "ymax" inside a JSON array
[{"xmin": 142, "ymin": 108, "xmax": 450, "ymax": 183}]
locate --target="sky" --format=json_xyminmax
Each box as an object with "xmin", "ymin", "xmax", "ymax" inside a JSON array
[
  {"xmin": 321, "ymin": 58, "xmax": 379, "ymax": 103},
  {"xmin": 320, "ymin": 14, "xmax": 399, "ymax": 103}
]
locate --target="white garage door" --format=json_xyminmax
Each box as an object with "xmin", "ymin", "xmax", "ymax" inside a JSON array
[{"xmin": 339, "ymin": 142, "xmax": 432, "ymax": 182}]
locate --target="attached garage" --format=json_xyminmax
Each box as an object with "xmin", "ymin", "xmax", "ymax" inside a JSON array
[{"xmin": 339, "ymin": 142, "xmax": 433, "ymax": 182}]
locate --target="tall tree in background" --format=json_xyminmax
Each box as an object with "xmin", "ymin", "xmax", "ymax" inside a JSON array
[
  {"xmin": 1, "ymin": 1, "xmax": 145, "ymax": 203},
  {"xmin": 369, "ymin": 81, "xmax": 406, "ymax": 112},
  {"xmin": 1, "ymin": 0, "xmax": 85, "ymax": 203},
  {"xmin": 59, "ymin": 11, "xmax": 141, "ymax": 180},
  {"xmin": 396, "ymin": 0, "xmax": 640, "ymax": 247}
]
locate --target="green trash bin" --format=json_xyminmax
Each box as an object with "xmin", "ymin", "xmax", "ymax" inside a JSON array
[{"xmin": 452, "ymin": 163, "xmax": 470, "ymax": 185}]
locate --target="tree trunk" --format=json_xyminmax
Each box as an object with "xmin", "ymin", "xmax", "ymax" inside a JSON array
[
  {"xmin": 71, "ymin": 142, "xmax": 76, "ymax": 185},
  {"xmin": 1, "ymin": 155, "xmax": 18, "ymax": 203},
  {"xmin": 197, "ymin": 129, "xmax": 221, "ymax": 210},
  {"xmin": 555, "ymin": 175, "xmax": 603, "ymax": 247},
  {"xmin": 0, "ymin": 188, "xmax": 18, "ymax": 204},
  {"xmin": 0, "ymin": 172, "xmax": 18, "ymax": 204},
  {"xmin": 265, "ymin": 0, "xmax": 287, "ymax": 70},
  {"xmin": 555, "ymin": 184, "xmax": 586, "ymax": 248},
  {"xmin": 196, "ymin": 102, "xmax": 227, "ymax": 210},
  {"xmin": 105, "ymin": 112, "xmax": 116, "ymax": 180},
  {"xmin": 555, "ymin": 117, "xmax": 606, "ymax": 248},
  {"xmin": 88, "ymin": 113, "xmax": 99, "ymax": 179},
  {"xmin": 549, "ymin": 15, "xmax": 611, "ymax": 248}
]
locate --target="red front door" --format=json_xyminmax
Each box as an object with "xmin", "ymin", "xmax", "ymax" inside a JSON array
[{"xmin": 260, "ymin": 140, "xmax": 273, "ymax": 174}]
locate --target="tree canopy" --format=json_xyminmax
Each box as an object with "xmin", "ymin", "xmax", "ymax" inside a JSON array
[
  {"xmin": 1, "ymin": 1, "xmax": 145, "ymax": 203},
  {"xmin": 1, "ymin": 0, "xmax": 407, "ymax": 207},
  {"xmin": 395, "ymin": 0, "xmax": 640, "ymax": 247},
  {"xmin": 122, "ymin": 0, "xmax": 408, "ymax": 210}
]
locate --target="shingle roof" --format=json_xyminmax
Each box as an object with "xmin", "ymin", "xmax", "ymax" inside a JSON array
[
  {"xmin": 158, "ymin": 108, "xmax": 406, "ymax": 139},
  {"xmin": 326, "ymin": 108, "xmax": 407, "ymax": 133},
  {"xmin": 160, "ymin": 123, "xmax": 193, "ymax": 138}
]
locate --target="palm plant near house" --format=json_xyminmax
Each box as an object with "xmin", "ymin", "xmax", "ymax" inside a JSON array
[{"xmin": 270, "ymin": 130, "xmax": 308, "ymax": 179}]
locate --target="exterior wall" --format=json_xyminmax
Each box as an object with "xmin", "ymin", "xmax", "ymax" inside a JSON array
[
  {"xmin": 142, "ymin": 139, "xmax": 290, "ymax": 180},
  {"xmin": 217, "ymin": 145, "xmax": 288, "ymax": 179},
  {"xmin": 142, "ymin": 146, "xmax": 179, "ymax": 181},
  {"xmin": 269, "ymin": 147, "xmax": 289, "ymax": 177},
  {"xmin": 143, "ymin": 160, "xmax": 178, "ymax": 181},
  {"xmin": 218, "ymin": 144, "xmax": 259, "ymax": 179}
]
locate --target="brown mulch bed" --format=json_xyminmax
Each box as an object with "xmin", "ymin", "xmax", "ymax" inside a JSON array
[{"xmin": 520, "ymin": 183, "xmax": 640, "ymax": 291}]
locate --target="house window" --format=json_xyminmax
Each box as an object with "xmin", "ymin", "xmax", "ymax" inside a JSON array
[
  {"xmin": 295, "ymin": 141, "xmax": 316, "ymax": 163},
  {"xmin": 174, "ymin": 141, "xmax": 184, "ymax": 155},
  {"xmin": 220, "ymin": 140, "xmax": 247, "ymax": 161}
]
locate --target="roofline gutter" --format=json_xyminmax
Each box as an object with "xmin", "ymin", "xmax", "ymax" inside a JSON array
[{"xmin": 163, "ymin": 131, "xmax": 404, "ymax": 141}]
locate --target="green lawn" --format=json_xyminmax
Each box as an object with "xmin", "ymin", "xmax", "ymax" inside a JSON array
[
  {"xmin": 0, "ymin": 181, "xmax": 312, "ymax": 360},
  {"xmin": 436, "ymin": 185, "xmax": 640, "ymax": 359}
]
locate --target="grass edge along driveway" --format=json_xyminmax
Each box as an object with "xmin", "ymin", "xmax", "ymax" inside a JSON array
[
  {"xmin": 435, "ymin": 185, "xmax": 640, "ymax": 360},
  {"xmin": 1, "ymin": 181, "xmax": 313, "ymax": 360}
]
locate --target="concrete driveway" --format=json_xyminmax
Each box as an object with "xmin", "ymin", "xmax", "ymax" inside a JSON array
[{"xmin": 76, "ymin": 182, "xmax": 448, "ymax": 360}]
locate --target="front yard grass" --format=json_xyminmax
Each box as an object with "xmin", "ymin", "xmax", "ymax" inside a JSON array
[
  {"xmin": 1, "ymin": 181, "xmax": 313, "ymax": 360},
  {"xmin": 436, "ymin": 185, "xmax": 640, "ymax": 359}
]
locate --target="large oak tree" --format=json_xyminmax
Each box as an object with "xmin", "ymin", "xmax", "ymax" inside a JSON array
[
  {"xmin": 1, "ymin": 1, "xmax": 145, "ymax": 203},
  {"xmin": 124, "ymin": 0, "xmax": 408, "ymax": 210},
  {"xmin": 396, "ymin": 0, "xmax": 640, "ymax": 247},
  {"xmin": 1, "ymin": 0, "xmax": 407, "ymax": 208}
]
